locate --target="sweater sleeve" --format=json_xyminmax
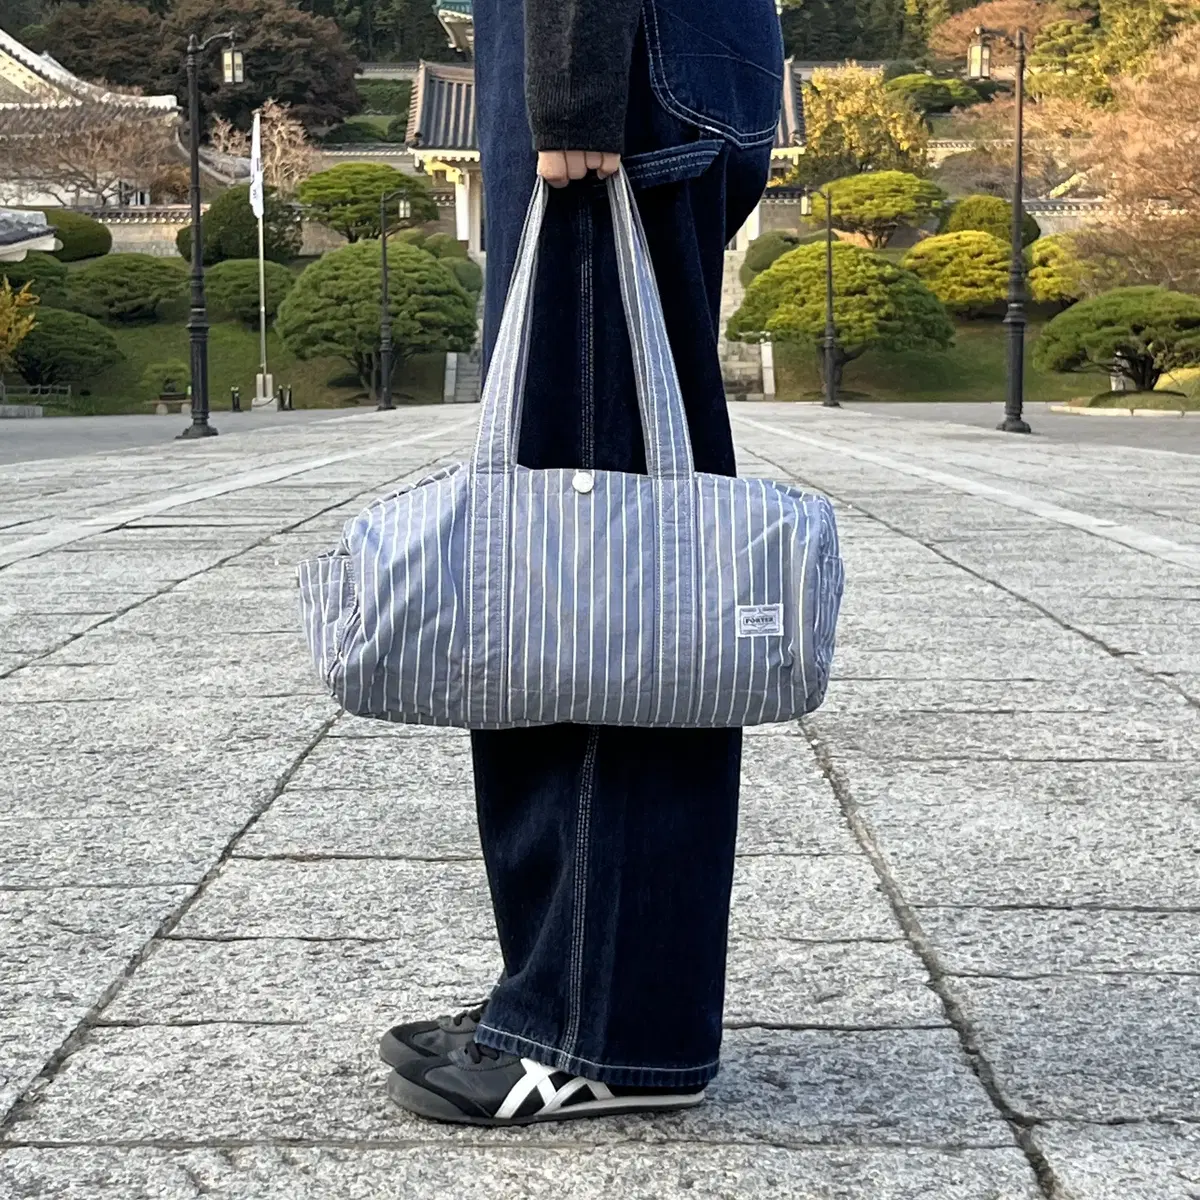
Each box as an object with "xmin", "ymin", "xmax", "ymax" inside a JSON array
[{"xmin": 524, "ymin": 0, "xmax": 641, "ymax": 154}]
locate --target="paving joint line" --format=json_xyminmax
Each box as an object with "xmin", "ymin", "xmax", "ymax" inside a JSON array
[
  {"xmin": 0, "ymin": 437, "xmax": 480, "ymax": 1135},
  {"xmin": 800, "ymin": 722, "xmax": 1066, "ymax": 1200},
  {"xmin": 0, "ymin": 713, "xmax": 341, "ymax": 1138},
  {"xmin": 744, "ymin": 440, "xmax": 1200, "ymax": 721},
  {"xmin": 0, "ymin": 447, "xmax": 460, "ymax": 684}
]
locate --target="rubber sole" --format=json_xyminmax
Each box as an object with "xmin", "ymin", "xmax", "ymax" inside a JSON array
[{"xmin": 386, "ymin": 1070, "xmax": 707, "ymax": 1127}]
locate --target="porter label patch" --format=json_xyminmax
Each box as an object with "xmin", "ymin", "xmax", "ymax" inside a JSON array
[{"xmin": 737, "ymin": 604, "xmax": 784, "ymax": 637}]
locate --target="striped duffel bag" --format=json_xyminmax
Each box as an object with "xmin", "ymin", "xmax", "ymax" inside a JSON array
[{"xmin": 297, "ymin": 170, "xmax": 843, "ymax": 729}]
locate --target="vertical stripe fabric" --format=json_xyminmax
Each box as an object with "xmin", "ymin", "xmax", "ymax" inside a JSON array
[{"xmin": 297, "ymin": 171, "xmax": 844, "ymax": 729}]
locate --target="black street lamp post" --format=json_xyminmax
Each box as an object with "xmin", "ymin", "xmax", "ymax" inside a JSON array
[
  {"xmin": 180, "ymin": 31, "xmax": 243, "ymax": 441},
  {"xmin": 801, "ymin": 186, "xmax": 840, "ymax": 408},
  {"xmin": 378, "ymin": 190, "xmax": 413, "ymax": 411},
  {"xmin": 970, "ymin": 26, "xmax": 1032, "ymax": 434}
]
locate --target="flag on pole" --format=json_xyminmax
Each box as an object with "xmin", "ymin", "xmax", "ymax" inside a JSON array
[{"xmin": 249, "ymin": 110, "xmax": 264, "ymax": 219}]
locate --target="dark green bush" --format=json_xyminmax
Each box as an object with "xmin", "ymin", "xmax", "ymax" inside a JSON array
[
  {"xmin": 943, "ymin": 195, "xmax": 1040, "ymax": 246},
  {"xmin": 448, "ymin": 257, "xmax": 483, "ymax": 295},
  {"xmin": 205, "ymin": 258, "xmax": 296, "ymax": 325},
  {"xmin": 318, "ymin": 122, "xmax": 382, "ymax": 145},
  {"xmin": 68, "ymin": 253, "xmax": 188, "ymax": 322},
  {"xmin": 885, "ymin": 74, "xmax": 982, "ymax": 115},
  {"xmin": 740, "ymin": 231, "xmax": 802, "ymax": 286},
  {"xmin": 357, "ymin": 79, "xmax": 413, "ymax": 115},
  {"xmin": 39, "ymin": 208, "xmax": 112, "ymax": 261},
  {"xmin": 176, "ymin": 185, "xmax": 303, "ymax": 265},
  {"xmin": 423, "ymin": 232, "xmax": 469, "ymax": 260},
  {"xmin": 14, "ymin": 307, "xmax": 121, "ymax": 383},
  {"xmin": 385, "ymin": 115, "xmax": 410, "ymax": 142},
  {"xmin": 1, "ymin": 251, "xmax": 68, "ymax": 307},
  {"xmin": 141, "ymin": 360, "xmax": 189, "ymax": 397}
]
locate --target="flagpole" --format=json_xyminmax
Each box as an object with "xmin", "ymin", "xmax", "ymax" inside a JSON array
[{"xmin": 249, "ymin": 109, "xmax": 270, "ymax": 407}]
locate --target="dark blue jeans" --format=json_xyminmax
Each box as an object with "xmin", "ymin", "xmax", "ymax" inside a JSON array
[{"xmin": 470, "ymin": 0, "xmax": 782, "ymax": 1087}]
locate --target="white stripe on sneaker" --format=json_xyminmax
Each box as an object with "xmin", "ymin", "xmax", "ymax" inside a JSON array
[{"xmin": 493, "ymin": 1059, "xmax": 705, "ymax": 1121}]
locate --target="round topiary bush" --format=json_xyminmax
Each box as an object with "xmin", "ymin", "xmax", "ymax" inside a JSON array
[
  {"xmin": 943, "ymin": 195, "xmax": 1040, "ymax": 246},
  {"xmin": 14, "ymin": 307, "xmax": 121, "ymax": 383},
  {"xmin": 176, "ymin": 185, "xmax": 302, "ymax": 266},
  {"xmin": 422, "ymin": 232, "xmax": 469, "ymax": 260},
  {"xmin": 68, "ymin": 253, "xmax": 188, "ymax": 322},
  {"xmin": 447, "ymin": 257, "xmax": 483, "ymax": 295},
  {"xmin": 385, "ymin": 115, "xmax": 409, "ymax": 143},
  {"xmin": 902, "ymin": 230, "xmax": 1010, "ymax": 315},
  {"xmin": 205, "ymin": 259, "xmax": 296, "ymax": 325},
  {"xmin": 141, "ymin": 360, "xmax": 190, "ymax": 397},
  {"xmin": 885, "ymin": 74, "xmax": 982, "ymax": 115},
  {"xmin": 39, "ymin": 208, "xmax": 112, "ymax": 261},
  {"xmin": 1, "ymin": 251, "xmax": 69, "ymax": 307}
]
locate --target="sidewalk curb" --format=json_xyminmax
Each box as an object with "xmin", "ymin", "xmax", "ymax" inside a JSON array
[{"xmin": 1049, "ymin": 404, "xmax": 1192, "ymax": 419}]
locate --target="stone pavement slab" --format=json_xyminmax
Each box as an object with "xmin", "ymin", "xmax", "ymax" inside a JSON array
[{"xmin": 4, "ymin": 404, "xmax": 1200, "ymax": 1197}]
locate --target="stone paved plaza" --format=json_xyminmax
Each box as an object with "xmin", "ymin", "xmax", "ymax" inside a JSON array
[{"xmin": 1, "ymin": 404, "xmax": 1198, "ymax": 1199}]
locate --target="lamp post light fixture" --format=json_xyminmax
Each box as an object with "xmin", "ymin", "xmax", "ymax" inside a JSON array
[
  {"xmin": 801, "ymin": 186, "xmax": 840, "ymax": 409},
  {"xmin": 378, "ymin": 190, "xmax": 414, "ymax": 412},
  {"xmin": 969, "ymin": 25, "xmax": 1032, "ymax": 434},
  {"xmin": 179, "ymin": 30, "xmax": 243, "ymax": 441}
]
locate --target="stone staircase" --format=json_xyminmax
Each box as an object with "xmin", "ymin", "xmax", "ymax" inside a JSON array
[{"xmin": 719, "ymin": 248, "xmax": 764, "ymax": 401}]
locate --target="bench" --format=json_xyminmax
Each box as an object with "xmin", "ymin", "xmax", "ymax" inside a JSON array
[{"xmin": 148, "ymin": 393, "xmax": 191, "ymax": 415}]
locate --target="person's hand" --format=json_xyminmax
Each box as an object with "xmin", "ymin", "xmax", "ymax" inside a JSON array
[{"xmin": 537, "ymin": 150, "xmax": 621, "ymax": 188}]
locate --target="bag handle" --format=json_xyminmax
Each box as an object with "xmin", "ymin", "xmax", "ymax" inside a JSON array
[{"xmin": 472, "ymin": 168, "xmax": 695, "ymax": 480}]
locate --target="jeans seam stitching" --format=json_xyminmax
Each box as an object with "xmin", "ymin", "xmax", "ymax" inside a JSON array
[
  {"xmin": 477, "ymin": 1021, "xmax": 720, "ymax": 1076},
  {"xmin": 563, "ymin": 725, "xmax": 600, "ymax": 1057},
  {"xmin": 641, "ymin": 0, "xmax": 779, "ymax": 147}
]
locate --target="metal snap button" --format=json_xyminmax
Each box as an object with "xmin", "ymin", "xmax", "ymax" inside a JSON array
[{"xmin": 572, "ymin": 471, "xmax": 595, "ymax": 495}]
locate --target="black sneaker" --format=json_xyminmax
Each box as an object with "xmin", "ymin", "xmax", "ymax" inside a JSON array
[
  {"xmin": 387, "ymin": 1039, "xmax": 707, "ymax": 1126},
  {"xmin": 378, "ymin": 1003, "xmax": 486, "ymax": 1070}
]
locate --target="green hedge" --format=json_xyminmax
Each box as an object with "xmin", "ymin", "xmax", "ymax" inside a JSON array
[
  {"xmin": 40, "ymin": 208, "xmax": 112, "ymax": 261},
  {"xmin": 205, "ymin": 258, "xmax": 296, "ymax": 324},
  {"xmin": 357, "ymin": 79, "xmax": 413, "ymax": 115},
  {"xmin": 15, "ymin": 308, "xmax": 122, "ymax": 383},
  {"xmin": 1, "ymin": 251, "xmax": 68, "ymax": 307}
]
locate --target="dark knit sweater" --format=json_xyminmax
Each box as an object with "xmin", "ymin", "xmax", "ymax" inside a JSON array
[{"xmin": 524, "ymin": 0, "xmax": 641, "ymax": 153}]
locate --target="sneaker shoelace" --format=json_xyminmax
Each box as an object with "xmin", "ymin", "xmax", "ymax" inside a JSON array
[
  {"xmin": 464, "ymin": 1039, "xmax": 501, "ymax": 1064},
  {"xmin": 450, "ymin": 1003, "xmax": 487, "ymax": 1028}
]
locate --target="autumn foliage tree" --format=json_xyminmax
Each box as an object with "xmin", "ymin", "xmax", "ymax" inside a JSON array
[
  {"xmin": 790, "ymin": 64, "xmax": 929, "ymax": 184},
  {"xmin": 929, "ymin": 1, "xmax": 1075, "ymax": 65},
  {"xmin": 1068, "ymin": 24, "xmax": 1200, "ymax": 291}
]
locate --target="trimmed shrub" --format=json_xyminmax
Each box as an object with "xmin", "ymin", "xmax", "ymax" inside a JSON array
[
  {"xmin": 885, "ymin": 74, "xmax": 982, "ymax": 115},
  {"xmin": 1, "ymin": 252, "xmax": 68, "ymax": 307},
  {"xmin": 740, "ymin": 231, "xmax": 804, "ymax": 285},
  {"xmin": 902, "ymin": 231, "xmax": 1010, "ymax": 315},
  {"xmin": 205, "ymin": 259, "xmax": 296, "ymax": 325},
  {"xmin": 319, "ymin": 122, "xmax": 382, "ymax": 145},
  {"xmin": 1027, "ymin": 234, "xmax": 1085, "ymax": 308},
  {"xmin": 386, "ymin": 115, "xmax": 410, "ymax": 142},
  {"xmin": 357, "ymin": 79, "xmax": 413, "ymax": 115},
  {"xmin": 808, "ymin": 171, "xmax": 947, "ymax": 248},
  {"xmin": 176, "ymin": 185, "xmax": 303, "ymax": 266},
  {"xmin": 39, "ymin": 208, "xmax": 112, "ymax": 261},
  {"xmin": 14, "ymin": 307, "xmax": 121, "ymax": 383},
  {"xmin": 68, "ymin": 254, "xmax": 187, "ymax": 322},
  {"xmin": 423, "ymin": 232, "xmax": 469, "ymax": 260},
  {"xmin": 943, "ymin": 195, "xmax": 1040, "ymax": 246},
  {"xmin": 141, "ymin": 360, "xmax": 189, "ymax": 397},
  {"xmin": 1033, "ymin": 286, "xmax": 1200, "ymax": 391},
  {"xmin": 448, "ymin": 257, "xmax": 483, "ymax": 295}
]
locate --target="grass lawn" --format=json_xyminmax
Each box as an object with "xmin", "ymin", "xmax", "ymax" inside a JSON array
[
  {"xmin": 773, "ymin": 318, "xmax": 1099, "ymax": 405},
  {"xmin": 41, "ymin": 303, "xmax": 446, "ymax": 415}
]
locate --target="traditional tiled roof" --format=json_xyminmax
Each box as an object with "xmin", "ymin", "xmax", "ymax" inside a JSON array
[
  {"xmin": 776, "ymin": 57, "xmax": 805, "ymax": 149},
  {"xmin": 406, "ymin": 60, "xmax": 477, "ymax": 155},
  {"xmin": 0, "ymin": 208, "xmax": 59, "ymax": 260},
  {"xmin": 406, "ymin": 53, "xmax": 805, "ymax": 158},
  {"xmin": 0, "ymin": 27, "xmax": 177, "ymax": 112}
]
